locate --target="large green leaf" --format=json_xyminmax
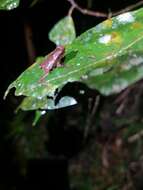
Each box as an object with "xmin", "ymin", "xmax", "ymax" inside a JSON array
[
  {"xmin": 4, "ymin": 8, "xmax": 143, "ymax": 103},
  {"xmin": 49, "ymin": 16, "xmax": 76, "ymax": 45},
  {"xmin": 0, "ymin": 0, "xmax": 19, "ymax": 10}
]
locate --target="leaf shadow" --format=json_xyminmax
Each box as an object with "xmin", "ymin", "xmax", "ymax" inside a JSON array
[
  {"xmin": 64, "ymin": 50, "xmax": 78, "ymax": 63},
  {"xmin": 55, "ymin": 81, "xmax": 100, "ymax": 106}
]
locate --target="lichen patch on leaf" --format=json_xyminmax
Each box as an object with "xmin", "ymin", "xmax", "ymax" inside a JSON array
[
  {"xmin": 110, "ymin": 32, "xmax": 122, "ymax": 44},
  {"xmin": 98, "ymin": 34, "xmax": 112, "ymax": 44},
  {"xmin": 116, "ymin": 12, "xmax": 135, "ymax": 24}
]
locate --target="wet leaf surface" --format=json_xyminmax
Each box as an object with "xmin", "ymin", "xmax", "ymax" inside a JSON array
[
  {"xmin": 0, "ymin": 0, "xmax": 19, "ymax": 10},
  {"xmin": 17, "ymin": 96, "xmax": 77, "ymax": 111},
  {"xmin": 32, "ymin": 110, "xmax": 46, "ymax": 126},
  {"xmin": 4, "ymin": 8, "xmax": 143, "ymax": 110},
  {"xmin": 49, "ymin": 16, "xmax": 76, "ymax": 45}
]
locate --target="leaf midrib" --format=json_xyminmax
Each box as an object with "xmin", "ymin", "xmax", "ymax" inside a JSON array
[{"xmin": 44, "ymin": 34, "xmax": 143, "ymax": 84}]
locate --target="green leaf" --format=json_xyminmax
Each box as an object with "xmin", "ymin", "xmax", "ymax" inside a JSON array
[
  {"xmin": 49, "ymin": 16, "xmax": 76, "ymax": 45},
  {"xmin": 19, "ymin": 96, "xmax": 77, "ymax": 125},
  {"xmin": 0, "ymin": 0, "xmax": 20, "ymax": 10},
  {"xmin": 17, "ymin": 96, "xmax": 77, "ymax": 111},
  {"xmin": 85, "ymin": 52, "xmax": 143, "ymax": 95},
  {"xmin": 32, "ymin": 110, "xmax": 46, "ymax": 126},
  {"xmin": 4, "ymin": 8, "xmax": 143, "ymax": 104}
]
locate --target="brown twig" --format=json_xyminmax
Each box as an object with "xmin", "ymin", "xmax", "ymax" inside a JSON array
[
  {"xmin": 111, "ymin": 1, "xmax": 143, "ymax": 17},
  {"xmin": 115, "ymin": 88, "xmax": 132, "ymax": 115},
  {"xmin": 68, "ymin": 3, "xmax": 76, "ymax": 16},
  {"xmin": 84, "ymin": 95, "xmax": 100, "ymax": 139},
  {"xmin": 67, "ymin": 0, "xmax": 107, "ymax": 17},
  {"xmin": 67, "ymin": 0, "xmax": 143, "ymax": 18},
  {"xmin": 128, "ymin": 129, "xmax": 143, "ymax": 143},
  {"xmin": 24, "ymin": 21, "xmax": 36, "ymax": 65}
]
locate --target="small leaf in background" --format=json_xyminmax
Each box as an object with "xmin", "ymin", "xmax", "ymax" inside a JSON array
[
  {"xmin": 32, "ymin": 110, "xmax": 46, "ymax": 126},
  {"xmin": 45, "ymin": 96, "xmax": 77, "ymax": 110},
  {"xmin": 17, "ymin": 96, "xmax": 77, "ymax": 111},
  {"xmin": 0, "ymin": 0, "xmax": 20, "ymax": 10},
  {"xmin": 19, "ymin": 96, "xmax": 77, "ymax": 124},
  {"xmin": 49, "ymin": 16, "xmax": 76, "ymax": 45},
  {"xmin": 17, "ymin": 96, "xmax": 49, "ymax": 111}
]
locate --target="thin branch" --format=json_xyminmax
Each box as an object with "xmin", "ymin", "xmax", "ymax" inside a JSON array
[
  {"xmin": 67, "ymin": 0, "xmax": 143, "ymax": 18},
  {"xmin": 67, "ymin": 0, "xmax": 107, "ymax": 17},
  {"xmin": 68, "ymin": 3, "xmax": 76, "ymax": 16},
  {"xmin": 84, "ymin": 95, "xmax": 100, "ymax": 139},
  {"xmin": 128, "ymin": 129, "xmax": 143, "ymax": 143},
  {"xmin": 24, "ymin": 21, "xmax": 36, "ymax": 65},
  {"xmin": 112, "ymin": 0, "xmax": 143, "ymax": 17}
]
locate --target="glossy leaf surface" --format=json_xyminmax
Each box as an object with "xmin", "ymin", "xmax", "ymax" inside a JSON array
[
  {"xmin": 0, "ymin": 0, "xmax": 19, "ymax": 10},
  {"xmin": 4, "ymin": 8, "xmax": 143, "ymax": 107},
  {"xmin": 49, "ymin": 16, "xmax": 76, "ymax": 45},
  {"xmin": 17, "ymin": 96, "xmax": 77, "ymax": 111}
]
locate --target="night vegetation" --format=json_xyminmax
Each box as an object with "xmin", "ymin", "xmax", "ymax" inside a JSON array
[{"xmin": 1, "ymin": 0, "xmax": 143, "ymax": 189}]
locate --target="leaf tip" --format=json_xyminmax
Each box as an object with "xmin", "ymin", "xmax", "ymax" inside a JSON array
[{"xmin": 3, "ymin": 83, "xmax": 15, "ymax": 100}]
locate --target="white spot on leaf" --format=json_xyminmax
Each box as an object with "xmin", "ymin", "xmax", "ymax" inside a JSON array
[
  {"xmin": 82, "ymin": 75, "xmax": 88, "ymax": 80},
  {"xmin": 7, "ymin": 2, "xmax": 18, "ymax": 10},
  {"xmin": 116, "ymin": 12, "xmax": 135, "ymax": 24},
  {"xmin": 101, "ymin": 79, "xmax": 128, "ymax": 95},
  {"xmin": 98, "ymin": 34, "xmax": 111, "ymax": 44},
  {"xmin": 122, "ymin": 56, "xmax": 143, "ymax": 70}
]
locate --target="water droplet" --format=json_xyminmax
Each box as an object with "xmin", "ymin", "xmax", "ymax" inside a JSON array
[
  {"xmin": 81, "ymin": 75, "xmax": 88, "ymax": 80},
  {"xmin": 98, "ymin": 34, "xmax": 111, "ymax": 44},
  {"xmin": 37, "ymin": 96, "xmax": 43, "ymax": 100},
  {"xmin": 18, "ymin": 92, "xmax": 22, "ymax": 96},
  {"xmin": 7, "ymin": 2, "xmax": 18, "ymax": 10},
  {"xmin": 79, "ymin": 90, "xmax": 85, "ymax": 94},
  {"xmin": 41, "ymin": 110, "xmax": 46, "ymax": 115},
  {"xmin": 17, "ymin": 82, "xmax": 21, "ymax": 87}
]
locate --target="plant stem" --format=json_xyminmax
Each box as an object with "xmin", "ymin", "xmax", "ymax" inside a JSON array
[{"xmin": 67, "ymin": 0, "xmax": 143, "ymax": 18}]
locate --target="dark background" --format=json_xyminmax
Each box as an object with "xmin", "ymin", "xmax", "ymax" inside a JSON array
[{"xmin": 0, "ymin": 0, "xmax": 142, "ymax": 189}]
